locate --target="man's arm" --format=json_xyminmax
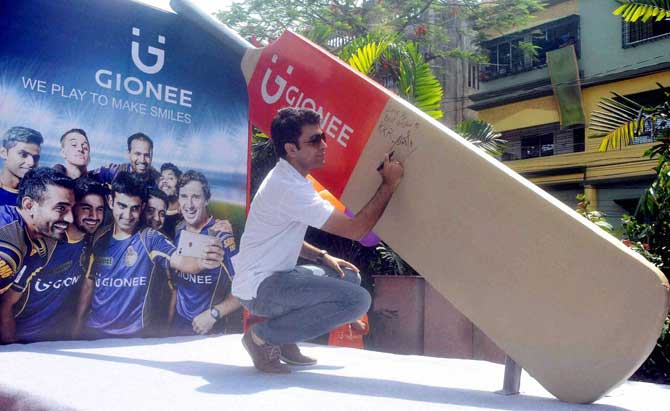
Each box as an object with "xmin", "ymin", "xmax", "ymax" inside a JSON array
[
  {"xmin": 300, "ymin": 242, "xmax": 326, "ymax": 262},
  {"xmin": 165, "ymin": 288, "xmax": 177, "ymax": 336},
  {"xmin": 192, "ymin": 293, "xmax": 241, "ymax": 335},
  {"xmin": 72, "ymin": 277, "xmax": 94, "ymax": 339},
  {"xmin": 0, "ymin": 290, "xmax": 22, "ymax": 343},
  {"xmin": 321, "ymin": 153, "xmax": 403, "ymax": 241},
  {"xmin": 300, "ymin": 241, "xmax": 360, "ymax": 277}
]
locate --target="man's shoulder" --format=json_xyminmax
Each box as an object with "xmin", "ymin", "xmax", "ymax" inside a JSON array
[
  {"xmin": 91, "ymin": 225, "xmax": 114, "ymax": 247},
  {"xmin": 0, "ymin": 205, "xmax": 21, "ymax": 226},
  {"xmin": 0, "ymin": 206, "xmax": 25, "ymax": 247},
  {"xmin": 138, "ymin": 226, "xmax": 173, "ymax": 248},
  {"xmin": 257, "ymin": 164, "xmax": 310, "ymax": 198},
  {"xmin": 0, "ymin": 186, "xmax": 19, "ymax": 207},
  {"xmin": 148, "ymin": 167, "xmax": 160, "ymax": 180}
]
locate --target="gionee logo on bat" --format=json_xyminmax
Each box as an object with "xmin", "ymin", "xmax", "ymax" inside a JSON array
[
  {"xmin": 131, "ymin": 27, "xmax": 165, "ymax": 75},
  {"xmin": 260, "ymin": 55, "xmax": 354, "ymax": 148}
]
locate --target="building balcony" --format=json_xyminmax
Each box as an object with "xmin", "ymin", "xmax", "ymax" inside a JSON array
[{"xmin": 480, "ymin": 15, "xmax": 580, "ymax": 83}]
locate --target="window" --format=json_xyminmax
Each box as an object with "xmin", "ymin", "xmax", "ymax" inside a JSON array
[
  {"xmin": 634, "ymin": 117, "xmax": 669, "ymax": 145},
  {"xmin": 481, "ymin": 15, "xmax": 579, "ymax": 81},
  {"xmin": 521, "ymin": 133, "xmax": 554, "ymax": 159},
  {"xmin": 500, "ymin": 123, "xmax": 584, "ymax": 161},
  {"xmin": 623, "ymin": 18, "xmax": 670, "ymax": 47},
  {"xmin": 574, "ymin": 127, "xmax": 585, "ymax": 152},
  {"xmin": 468, "ymin": 62, "xmax": 479, "ymax": 90},
  {"xmin": 614, "ymin": 88, "xmax": 670, "ymax": 145}
]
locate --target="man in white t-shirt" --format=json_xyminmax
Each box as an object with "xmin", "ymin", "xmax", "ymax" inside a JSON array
[{"xmin": 233, "ymin": 108, "xmax": 403, "ymax": 374}]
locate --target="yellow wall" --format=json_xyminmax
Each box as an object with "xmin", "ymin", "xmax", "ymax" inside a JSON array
[
  {"xmin": 478, "ymin": 96, "xmax": 559, "ymax": 132},
  {"xmin": 479, "ymin": 70, "xmax": 670, "ymax": 144},
  {"xmin": 476, "ymin": 70, "xmax": 670, "ymax": 184}
]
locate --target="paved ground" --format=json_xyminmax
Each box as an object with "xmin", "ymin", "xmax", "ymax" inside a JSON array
[{"xmin": 0, "ymin": 334, "xmax": 667, "ymax": 411}]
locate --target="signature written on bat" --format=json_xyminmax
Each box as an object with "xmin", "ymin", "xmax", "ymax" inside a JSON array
[{"xmin": 378, "ymin": 108, "xmax": 418, "ymax": 161}]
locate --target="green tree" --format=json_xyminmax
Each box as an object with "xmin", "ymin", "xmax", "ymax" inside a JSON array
[
  {"xmin": 338, "ymin": 33, "xmax": 444, "ymax": 119},
  {"xmin": 215, "ymin": 0, "xmax": 544, "ymax": 56},
  {"xmin": 456, "ymin": 119, "xmax": 508, "ymax": 156},
  {"xmin": 589, "ymin": 84, "xmax": 670, "ymax": 270}
]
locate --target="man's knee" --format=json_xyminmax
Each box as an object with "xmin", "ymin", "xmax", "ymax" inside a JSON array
[
  {"xmin": 341, "ymin": 267, "xmax": 361, "ymax": 285},
  {"xmin": 342, "ymin": 283, "xmax": 371, "ymax": 319}
]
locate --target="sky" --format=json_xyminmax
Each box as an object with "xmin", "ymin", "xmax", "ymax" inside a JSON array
[{"xmin": 138, "ymin": 0, "xmax": 233, "ymax": 14}]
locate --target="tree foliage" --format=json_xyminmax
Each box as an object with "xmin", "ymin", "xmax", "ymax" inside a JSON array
[
  {"xmin": 589, "ymin": 83, "xmax": 670, "ymax": 151},
  {"xmin": 215, "ymin": 0, "xmax": 544, "ymax": 56},
  {"xmin": 613, "ymin": 0, "xmax": 670, "ymax": 23},
  {"xmin": 456, "ymin": 119, "xmax": 507, "ymax": 156}
]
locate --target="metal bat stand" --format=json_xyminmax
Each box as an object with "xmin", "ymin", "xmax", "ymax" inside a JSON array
[{"xmin": 497, "ymin": 355, "xmax": 522, "ymax": 396}]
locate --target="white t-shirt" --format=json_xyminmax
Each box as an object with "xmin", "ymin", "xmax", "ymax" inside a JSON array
[{"xmin": 232, "ymin": 159, "xmax": 334, "ymax": 300}]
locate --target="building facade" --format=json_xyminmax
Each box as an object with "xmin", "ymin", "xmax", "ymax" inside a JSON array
[{"xmin": 470, "ymin": 0, "xmax": 670, "ymax": 226}]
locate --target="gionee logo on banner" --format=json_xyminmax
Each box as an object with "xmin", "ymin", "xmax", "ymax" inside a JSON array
[
  {"xmin": 94, "ymin": 27, "xmax": 193, "ymax": 108},
  {"xmin": 131, "ymin": 27, "xmax": 165, "ymax": 74},
  {"xmin": 261, "ymin": 54, "xmax": 354, "ymax": 148}
]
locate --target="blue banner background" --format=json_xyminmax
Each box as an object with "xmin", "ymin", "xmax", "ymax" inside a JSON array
[{"xmin": 0, "ymin": 0, "xmax": 248, "ymax": 205}]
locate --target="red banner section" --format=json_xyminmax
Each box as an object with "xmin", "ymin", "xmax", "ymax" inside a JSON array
[{"xmin": 247, "ymin": 31, "xmax": 390, "ymax": 197}]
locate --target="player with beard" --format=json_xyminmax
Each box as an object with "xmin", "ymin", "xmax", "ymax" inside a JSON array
[
  {"xmin": 53, "ymin": 129, "xmax": 91, "ymax": 180},
  {"xmin": 0, "ymin": 127, "xmax": 44, "ymax": 206},
  {"xmin": 90, "ymin": 133, "xmax": 160, "ymax": 187},
  {"xmin": 170, "ymin": 171, "xmax": 239, "ymax": 336},
  {"xmin": 143, "ymin": 187, "xmax": 175, "ymax": 334},
  {"xmin": 0, "ymin": 178, "xmax": 105, "ymax": 343},
  {"xmin": 158, "ymin": 163, "xmax": 182, "ymax": 239},
  {"xmin": 145, "ymin": 188, "xmax": 168, "ymax": 232},
  {"xmin": 73, "ymin": 172, "xmax": 225, "ymax": 339},
  {"xmin": 0, "ymin": 168, "xmax": 74, "ymax": 342}
]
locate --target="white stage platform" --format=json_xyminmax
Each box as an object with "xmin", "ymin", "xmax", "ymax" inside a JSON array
[{"xmin": 0, "ymin": 334, "xmax": 667, "ymax": 411}]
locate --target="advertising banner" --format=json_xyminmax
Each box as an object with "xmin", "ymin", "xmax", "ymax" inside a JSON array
[{"xmin": 0, "ymin": 0, "xmax": 249, "ymax": 342}]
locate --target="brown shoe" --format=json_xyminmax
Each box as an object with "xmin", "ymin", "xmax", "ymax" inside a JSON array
[
  {"xmin": 241, "ymin": 329, "xmax": 291, "ymax": 374},
  {"xmin": 280, "ymin": 343, "xmax": 317, "ymax": 366}
]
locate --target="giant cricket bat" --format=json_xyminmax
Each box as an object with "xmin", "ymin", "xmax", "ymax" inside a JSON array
[{"xmin": 171, "ymin": 0, "xmax": 670, "ymax": 403}]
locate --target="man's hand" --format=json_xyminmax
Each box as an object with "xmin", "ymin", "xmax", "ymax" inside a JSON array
[
  {"xmin": 378, "ymin": 152, "xmax": 404, "ymax": 189},
  {"xmin": 322, "ymin": 254, "xmax": 359, "ymax": 278},
  {"xmin": 192, "ymin": 310, "xmax": 216, "ymax": 335},
  {"xmin": 197, "ymin": 240, "xmax": 224, "ymax": 271},
  {"xmin": 351, "ymin": 319, "xmax": 368, "ymax": 334}
]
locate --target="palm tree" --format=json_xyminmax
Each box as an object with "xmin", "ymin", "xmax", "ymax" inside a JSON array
[
  {"xmin": 338, "ymin": 32, "xmax": 444, "ymax": 120},
  {"xmin": 589, "ymin": 83, "xmax": 669, "ymax": 151},
  {"xmin": 589, "ymin": 84, "xmax": 670, "ymax": 217},
  {"xmin": 456, "ymin": 119, "xmax": 508, "ymax": 156},
  {"xmin": 340, "ymin": 33, "xmax": 506, "ymax": 156},
  {"xmin": 613, "ymin": 1, "xmax": 670, "ymax": 23}
]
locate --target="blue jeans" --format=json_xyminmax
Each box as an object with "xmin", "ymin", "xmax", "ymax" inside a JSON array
[{"xmin": 239, "ymin": 264, "xmax": 371, "ymax": 345}]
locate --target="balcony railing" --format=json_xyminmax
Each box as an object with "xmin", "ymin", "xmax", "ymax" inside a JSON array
[{"xmin": 480, "ymin": 15, "xmax": 580, "ymax": 82}]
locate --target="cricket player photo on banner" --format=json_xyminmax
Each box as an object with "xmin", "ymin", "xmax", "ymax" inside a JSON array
[{"xmin": 0, "ymin": 0, "xmax": 249, "ymax": 343}]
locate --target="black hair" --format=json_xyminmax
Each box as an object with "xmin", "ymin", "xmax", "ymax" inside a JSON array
[
  {"xmin": 59, "ymin": 128, "xmax": 89, "ymax": 146},
  {"xmin": 160, "ymin": 162, "xmax": 182, "ymax": 178},
  {"xmin": 177, "ymin": 170, "xmax": 211, "ymax": 201},
  {"xmin": 17, "ymin": 167, "xmax": 74, "ymax": 208},
  {"xmin": 127, "ymin": 132, "xmax": 153, "ymax": 152},
  {"xmin": 148, "ymin": 187, "xmax": 169, "ymax": 208},
  {"xmin": 270, "ymin": 107, "xmax": 321, "ymax": 159},
  {"xmin": 2, "ymin": 126, "xmax": 44, "ymax": 150},
  {"xmin": 110, "ymin": 171, "xmax": 148, "ymax": 203},
  {"xmin": 74, "ymin": 177, "xmax": 108, "ymax": 203}
]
